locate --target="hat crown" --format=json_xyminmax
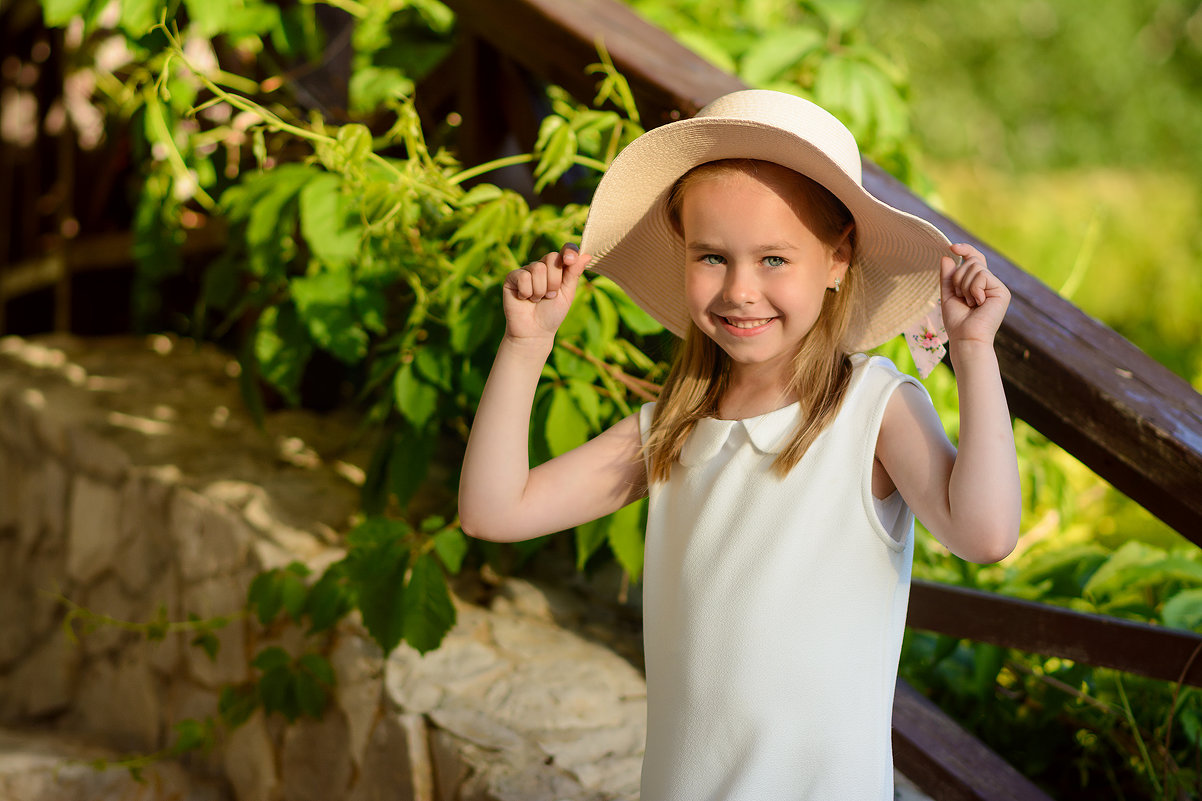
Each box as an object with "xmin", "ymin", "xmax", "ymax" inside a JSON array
[{"xmin": 694, "ymin": 90, "xmax": 863, "ymax": 187}]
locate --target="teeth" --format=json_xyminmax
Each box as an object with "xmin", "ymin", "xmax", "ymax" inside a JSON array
[{"xmin": 724, "ymin": 317, "xmax": 771, "ymax": 329}]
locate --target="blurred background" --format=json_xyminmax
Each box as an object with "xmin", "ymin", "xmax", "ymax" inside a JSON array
[{"xmin": 2, "ymin": 1, "xmax": 1200, "ymax": 798}]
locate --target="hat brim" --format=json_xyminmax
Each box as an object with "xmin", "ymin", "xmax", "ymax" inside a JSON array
[{"xmin": 580, "ymin": 116, "xmax": 950, "ymax": 352}]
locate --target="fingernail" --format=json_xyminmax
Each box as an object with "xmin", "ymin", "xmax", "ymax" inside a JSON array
[
  {"xmin": 565, "ymin": 243, "xmax": 579, "ymax": 251},
  {"xmin": 546, "ymin": 291, "xmax": 558, "ymax": 299}
]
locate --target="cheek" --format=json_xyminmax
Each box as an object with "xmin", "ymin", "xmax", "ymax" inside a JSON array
[{"xmin": 683, "ymin": 268, "xmax": 717, "ymax": 312}]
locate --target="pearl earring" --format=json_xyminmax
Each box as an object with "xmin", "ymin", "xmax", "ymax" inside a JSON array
[{"xmin": 832, "ymin": 278, "xmax": 841, "ymax": 293}]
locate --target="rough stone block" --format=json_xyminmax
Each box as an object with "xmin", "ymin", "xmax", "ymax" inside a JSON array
[
  {"xmin": 428, "ymin": 729, "xmax": 470, "ymax": 801},
  {"xmin": 143, "ymin": 567, "xmax": 184, "ymax": 677},
  {"xmin": 39, "ymin": 457, "xmax": 70, "ymax": 552},
  {"xmin": 69, "ymin": 648, "xmax": 162, "ymax": 752},
  {"xmin": 114, "ymin": 468, "xmax": 176, "ymax": 595},
  {"xmin": 0, "ymin": 538, "xmax": 34, "ymax": 669},
  {"xmin": 0, "ymin": 447, "xmax": 26, "ymax": 532},
  {"xmin": 223, "ymin": 710, "xmax": 279, "ymax": 801},
  {"xmin": 26, "ymin": 545, "xmax": 69, "ymax": 642},
  {"xmin": 0, "ymin": 388, "xmax": 42, "ymax": 458},
  {"xmin": 66, "ymin": 475, "xmax": 123, "ymax": 585},
  {"xmin": 347, "ymin": 712, "xmax": 435, "ymax": 801},
  {"xmin": 67, "ymin": 425, "xmax": 132, "ymax": 484},
  {"xmin": 172, "ymin": 489, "xmax": 252, "ymax": 583},
  {"xmin": 5, "ymin": 628, "xmax": 80, "ymax": 719},
  {"xmin": 329, "ymin": 633, "xmax": 384, "ymax": 768},
  {"xmin": 0, "ymin": 725, "xmax": 221, "ymax": 801},
  {"xmin": 280, "ymin": 706, "xmax": 352, "ymax": 801},
  {"xmin": 182, "ymin": 575, "xmax": 249, "ymax": 688},
  {"xmin": 78, "ymin": 575, "xmax": 140, "ymax": 658}
]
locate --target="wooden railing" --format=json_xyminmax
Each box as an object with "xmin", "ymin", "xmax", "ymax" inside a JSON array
[{"xmin": 434, "ymin": 1, "xmax": 1202, "ymax": 798}]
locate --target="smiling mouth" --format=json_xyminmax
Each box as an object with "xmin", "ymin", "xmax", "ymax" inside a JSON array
[{"xmin": 721, "ymin": 316, "xmax": 774, "ymax": 329}]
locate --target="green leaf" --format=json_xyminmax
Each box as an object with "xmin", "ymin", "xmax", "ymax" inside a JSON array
[
  {"xmin": 244, "ymin": 164, "xmax": 316, "ymax": 272},
  {"xmin": 1163, "ymin": 589, "xmax": 1202, "ymax": 631},
  {"xmin": 606, "ymin": 499, "xmax": 646, "ymax": 579},
  {"xmin": 566, "ymin": 379, "xmax": 601, "ymax": 431},
  {"xmin": 279, "ymin": 571, "xmax": 308, "ymax": 623},
  {"xmin": 304, "ymin": 564, "xmax": 353, "ymax": 633},
  {"xmin": 545, "ymin": 388, "xmax": 591, "ymax": 456},
  {"xmin": 218, "ymin": 684, "xmax": 260, "ymax": 730},
  {"xmin": 299, "ymin": 174, "xmax": 361, "ymax": 267},
  {"xmin": 388, "ymin": 423, "xmax": 434, "ymax": 507},
  {"xmin": 252, "ymin": 646, "xmax": 292, "ymax": 673},
  {"xmin": 459, "ymin": 184, "xmax": 503, "ymax": 207},
  {"xmin": 225, "ymin": 3, "xmax": 282, "ymax": 40},
  {"xmin": 248, "ymin": 570, "xmax": 283, "ymax": 625},
  {"xmin": 254, "ymin": 304, "xmax": 313, "ymax": 406},
  {"xmin": 395, "ymin": 362, "xmax": 439, "ymax": 429},
  {"xmin": 402, "ymin": 553, "xmax": 457, "ymax": 654},
  {"xmin": 574, "ymin": 515, "xmax": 609, "ymax": 571},
  {"xmin": 345, "ymin": 518, "xmax": 411, "ymax": 654},
  {"xmin": 295, "ymin": 654, "xmax": 333, "ymax": 717},
  {"xmin": 740, "ymin": 27, "xmax": 823, "ymax": 85},
  {"xmin": 433, "ymin": 528, "xmax": 468, "ymax": 575},
  {"xmin": 183, "ymin": 0, "xmax": 234, "ymax": 37},
  {"xmin": 119, "ymin": 0, "xmax": 162, "ymax": 37},
  {"xmin": 290, "ymin": 270, "xmax": 369, "ymax": 364},
  {"xmin": 339, "ymin": 124, "xmax": 373, "ymax": 163},
  {"xmin": 43, "ymin": 0, "xmax": 94, "ymax": 26},
  {"xmin": 812, "ymin": 0, "xmax": 866, "ymax": 31},
  {"xmin": 191, "ymin": 631, "xmax": 220, "ymax": 662},
  {"xmin": 598, "ymin": 280, "xmax": 663, "ymax": 335},
  {"xmin": 170, "ymin": 718, "xmax": 212, "ymax": 754},
  {"xmin": 534, "ymin": 118, "xmax": 578, "ymax": 192},
  {"xmin": 257, "ymin": 664, "xmax": 297, "ymax": 720},
  {"xmin": 414, "ymin": 345, "xmax": 453, "ymax": 391},
  {"xmin": 350, "ymin": 66, "xmax": 414, "ymax": 114}
]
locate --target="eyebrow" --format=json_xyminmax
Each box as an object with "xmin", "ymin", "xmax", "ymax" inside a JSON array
[{"xmin": 685, "ymin": 241, "xmax": 797, "ymax": 253}]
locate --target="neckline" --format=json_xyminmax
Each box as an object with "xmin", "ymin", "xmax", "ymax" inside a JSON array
[{"xmin": 711, "ymin": 400, "xmax": 801, "ymax": 424}]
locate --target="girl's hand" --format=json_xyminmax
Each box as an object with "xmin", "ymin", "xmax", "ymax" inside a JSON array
[
  {"xmin": 940, "ymin": 243, "xmax": 1010, "ymax": 348},
  {"xmin": 502, "ymin": 244, "xmax": 592, "ymax": 344}
]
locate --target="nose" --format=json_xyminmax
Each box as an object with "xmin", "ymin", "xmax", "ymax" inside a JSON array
[{"xmin": 722, "ymin": 262, "xmax": 759, "ymax": 305}]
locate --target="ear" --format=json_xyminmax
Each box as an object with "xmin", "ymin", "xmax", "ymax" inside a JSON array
[{"xmin": 827, "ymin": 223, "xmax": 854, "ymax": 285}]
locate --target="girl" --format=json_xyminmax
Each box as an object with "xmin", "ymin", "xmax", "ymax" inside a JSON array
[{"xmin": 458, "ymin": 90, "xmax": 1020, "ymax": 800}]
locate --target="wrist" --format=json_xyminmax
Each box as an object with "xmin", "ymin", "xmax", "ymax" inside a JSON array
[
  {"xmin": 949, "ymin": 337, "xmax": 998, "ymax": 368},
  {"xmin": 501, "ymin": 330, "xmax": 556, "ymax": 358}
]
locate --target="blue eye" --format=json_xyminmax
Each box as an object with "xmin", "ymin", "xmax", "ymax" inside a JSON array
[
  {"xmin": 701, "ymin": 254, "xmax": 724, "ymax": 265},
  {"xmin": 764, "ymin": 256, "xmax": 786, "ymax": 267}
]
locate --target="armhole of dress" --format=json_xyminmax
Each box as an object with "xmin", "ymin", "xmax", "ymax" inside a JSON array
[{"xmin": 860, "ymin": 359, "xmax": 925, "ymax": 551}]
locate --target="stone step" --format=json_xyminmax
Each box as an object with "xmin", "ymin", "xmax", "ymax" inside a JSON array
[{"xmin": 0, "ymin": 727, "xmax": 228, "ymax": 801}]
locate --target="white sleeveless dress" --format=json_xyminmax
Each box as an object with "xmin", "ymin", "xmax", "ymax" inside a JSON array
[{"xmin": 637, "ymin": 354, "xmax": 923, "ymax": 801}]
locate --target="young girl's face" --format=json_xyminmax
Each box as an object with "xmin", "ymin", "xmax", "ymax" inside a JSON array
[{"xmin": 680, "ymin": 164, "xmax": 849, "ymax": 383}]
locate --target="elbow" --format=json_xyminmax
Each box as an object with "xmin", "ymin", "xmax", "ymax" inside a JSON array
[
  {"xmin": 959, "ymin": 525, "xmax": 1020, "ymax": 564},
  {"xmin": 457, "ymin": 502, "xmax": 500, "ymax": 543},
  {"xmin": 457, "ymin": 498, "xmax": 522, "ymax": 543}
]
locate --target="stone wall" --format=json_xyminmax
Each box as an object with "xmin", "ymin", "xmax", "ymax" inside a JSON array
[{"xmin": 0, "ymin": 334, "xmax": 646, "ymax": 801}]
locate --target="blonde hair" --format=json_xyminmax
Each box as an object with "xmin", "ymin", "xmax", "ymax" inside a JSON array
[{"xmin": 643, "ymin": 159, "xmax": 863, "ymax": 483}]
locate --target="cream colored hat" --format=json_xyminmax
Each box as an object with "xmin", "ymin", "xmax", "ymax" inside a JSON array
[{"xmin": 580, "ymin": 89, "xmax": 950, "ymax": 352}]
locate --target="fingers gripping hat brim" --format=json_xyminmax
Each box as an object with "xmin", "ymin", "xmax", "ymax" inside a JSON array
[{"xmin": 580, "ymin": 90, "xmax": 950, "ymax": 352}]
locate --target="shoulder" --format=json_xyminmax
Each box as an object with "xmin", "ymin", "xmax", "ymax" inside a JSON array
[
  {"xmin": 638, "ymin": 401, "xmax": 657, "ymax": 442},
  {"xmin": 847, "ymin": 353, "xmax": 928, "ymax": 405}
]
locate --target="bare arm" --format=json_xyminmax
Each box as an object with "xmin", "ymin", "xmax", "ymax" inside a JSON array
[
  {"xmin": 877, "ymin": 244, "xmax": 1021, "ymax": 563},
  {"xmin": 458, "ymin": 245, "xmax": 647, "ymax": 543}
]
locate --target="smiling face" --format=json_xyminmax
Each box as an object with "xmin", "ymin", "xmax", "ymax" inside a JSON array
[{"xmin": 677, "ymin": 161, "xmax": 851, "ymax": 389}]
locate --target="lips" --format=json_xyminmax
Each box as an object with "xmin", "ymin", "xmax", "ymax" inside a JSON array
[
  {"xmin": 716, "ymin": 314, "xmax": 776, "ymax": 336},
  {"xmin": 723, "ymin": 316, "xmax": 773, "ymax": 329}
]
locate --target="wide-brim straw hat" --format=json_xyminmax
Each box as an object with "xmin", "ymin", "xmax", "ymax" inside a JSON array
[{"xmin": 580, "ymin": 89, "xmax": 950, "ymax": 352}]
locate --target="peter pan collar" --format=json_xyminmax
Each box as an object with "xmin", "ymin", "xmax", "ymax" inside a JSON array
[{"xmin": 678, "ymin": 402, "xmax": 802, "ymax": 467}]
